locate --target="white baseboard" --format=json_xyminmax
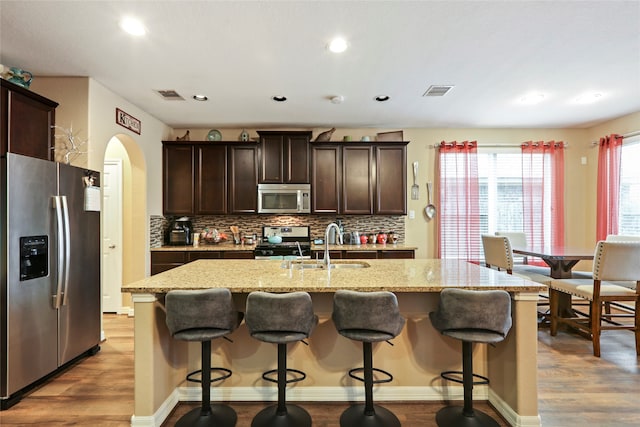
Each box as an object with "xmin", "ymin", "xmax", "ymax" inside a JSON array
[
  {"xmin": 489, "ymin": 388, "xmax": 542, "ymax": 427},
  {"xmin": 129, "ymin": 385, "xmax": 539, "ymax": 427}
]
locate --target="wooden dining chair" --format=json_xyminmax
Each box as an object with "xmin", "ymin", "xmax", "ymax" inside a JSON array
[
  {"xmin": 495, "ymin": 231, "xmax": 529, "ymax": 264},
  {"xmin": 481, "ymin": 234, "xmax": 552, "ymax": 283},
  {"xmin": 482, "ymin": 234, "xmax": 552, "ymax": 325},
  {"xmin": 549, "ymin": 241, "xmax": 640, "ymax": 357},
  {"xmin": 571, "ymin": 235, "xmax": 640, "ymax": 289}
]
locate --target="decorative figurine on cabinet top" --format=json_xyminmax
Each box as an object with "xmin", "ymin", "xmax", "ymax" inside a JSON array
[
  {"xmin": 314, "ymin": 127, "xmax": 335, "ymax": 142},
  {"xmin": 176, "ymin": 130, "xmax": 190, "ymax": 141},
  {"xmin": 240, "ymin": 129, "xmax": 249, "ymax": 142}
]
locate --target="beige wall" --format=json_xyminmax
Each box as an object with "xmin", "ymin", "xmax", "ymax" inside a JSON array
[{"xmin": 31, "ymin": 77, "xmax": 90, "ymax": 167}]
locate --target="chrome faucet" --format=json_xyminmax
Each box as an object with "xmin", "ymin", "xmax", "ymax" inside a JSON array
[{"xmin": 324, "ymin": 222, "xmax": 343, "ymax": 269}]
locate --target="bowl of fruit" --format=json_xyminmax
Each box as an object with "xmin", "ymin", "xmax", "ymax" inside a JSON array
[{"xmin": 200, "ymin": 229, "xmax": 228, "ymax": 244}]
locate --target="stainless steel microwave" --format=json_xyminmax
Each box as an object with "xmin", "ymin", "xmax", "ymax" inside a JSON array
[{"xmin": 257, "ymin": 183, "xmax": 311, "ymax": 214}]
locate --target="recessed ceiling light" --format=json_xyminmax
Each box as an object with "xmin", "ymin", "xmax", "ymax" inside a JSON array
[
  {"xmin": 120, "ymin": 16, "xmax": 146, "ymax": 36},
  {"xmin": 193, "ymin": 94, "xmax": 208, "ymax": 101},
  {"xmin": 374, "ymin": 95, "xmax": 390, "ymax": 102},
  {"xmin": 575, "ymin": 92, "xmax": 603, "ymax": 104},
  {"xmin": 328, "ymin": 37, "xmax": 348, "ymax": 53},
  {"xmin": 272, "ymin": 96, "xmax": 287, "ymax": 102},
  {"xmin": 519, "ymin": 92, "xmax": 546, "ymax": 105}
]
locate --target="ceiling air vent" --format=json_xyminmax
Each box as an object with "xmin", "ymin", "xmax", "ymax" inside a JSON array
[
  {"xmin": 423, "ymin": 85, "xmax": 454, "ymax": 97},
  {"xmin": 155, "ymin": 89, "xmax": 185, "ymax": 100}
]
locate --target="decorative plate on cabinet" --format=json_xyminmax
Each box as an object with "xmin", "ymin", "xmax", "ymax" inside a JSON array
[{"xmin": 207, "ymin": 129, "xmax": 222, "ymax": 141}]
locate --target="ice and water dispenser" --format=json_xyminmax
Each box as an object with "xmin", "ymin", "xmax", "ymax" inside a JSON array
[{"xmin": 20, "ymin": 236, "xmax": 48, "ymax": 281}]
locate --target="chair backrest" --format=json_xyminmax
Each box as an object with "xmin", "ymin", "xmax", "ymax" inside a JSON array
[
  {"xmin": 245, "ymin": 291, "xmax": 316, "ymax": 336},
  {"xmin": 592, "ymin": 241, "xmax": 640, "ymax": 281},
  {"xmin": 482, "ymin": 234, "xmax": 513, "ymax": 272},
  {"xmin": 606, "ymin": 234, "xmax": 640, "ymax": 242},
  {"xmin": 495, "ymin": 231, "xmax": 527, "ymax": 248},
  {"xmin": 430, "ymin": 288, "xmax": 513, "ymax": 338},
  {"xmin": 332, "ymin": 289, "xmax": 405, "ymax": 337},
  {"xmin": 165, "ymin": 288, "xmax": 238, "ymax": 336}
]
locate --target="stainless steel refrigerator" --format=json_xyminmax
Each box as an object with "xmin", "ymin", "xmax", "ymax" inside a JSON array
[{"xmin": 1, "ymin": 152, "xmax": 101, "ymax": 409}]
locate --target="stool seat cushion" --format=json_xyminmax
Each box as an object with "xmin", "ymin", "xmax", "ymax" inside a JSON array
[
  {"xmin": 332, "ymin": 290, "xmax": 405, "ymax": 343},
  {"xmin": 336, "ymin": 329, "xmax": 396, "ymax": 342},
  {"xmin": 172, "ymin": 324, "xmax": 241, "ymax": 342},
  {"xmin": 165, "ymin": 288, "xmax": 242, "ymax": 342},
  {"xmin": 441, "ymin": 329, "xmax": 509, "ymax": 344},
  {"xmin": 430, "ymin": 288, "xmax": 512, "ymax": 344},
  {"xmin": 246, "ymin": 291, "xmax": 318, "ymax": 344}
]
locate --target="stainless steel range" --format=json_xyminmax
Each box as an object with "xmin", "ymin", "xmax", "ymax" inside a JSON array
[{"xmin": 254, "ymin": 226, "xmax": 311, "ymax": 259}]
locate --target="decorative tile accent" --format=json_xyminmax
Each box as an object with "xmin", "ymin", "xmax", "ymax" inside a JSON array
[
  {"xmin": 149, "ymin": 215, "xmax": 169, "ymax": 248},
  {"xmin": 150, "ymin": 214, "xmax": 405, "ymax": 246}
]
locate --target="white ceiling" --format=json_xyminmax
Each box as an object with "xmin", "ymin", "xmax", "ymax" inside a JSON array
[{"xmin": 1, "ymin": 1, "xmax": 639, "ymax": 130}]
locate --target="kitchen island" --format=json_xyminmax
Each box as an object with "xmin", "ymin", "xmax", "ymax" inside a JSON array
[{"xmin": 122, "ymin": 259, "xmax": 543, "ymax": 427}]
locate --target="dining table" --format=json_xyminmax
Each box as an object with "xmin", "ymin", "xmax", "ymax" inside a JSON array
[
  {"xmin": 512, "ymin": 245, "xmax": 594, "ymax": 279},
  {"xmin": 513, "ymin": 245, "xmax": 595, "ymax": 320}
]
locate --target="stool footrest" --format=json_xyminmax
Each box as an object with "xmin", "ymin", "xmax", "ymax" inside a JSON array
[
  {"xmin": 348, "ymin": 367, "xmax": 393, "ymax": 384},
  {"xmin": 262, "ymin": 368, "xmax": 306, "ymax": 385},
  {"xmin": 440, "ymin": 370, "xmax": 489, "ymax": 386},
  {"xmin": 186, "ymin": 367, "xmax": 232, "ymax": 384}
]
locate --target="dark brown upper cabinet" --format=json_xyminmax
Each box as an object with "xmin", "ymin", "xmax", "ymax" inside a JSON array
[
  {"xmin": 342, "ymin": 145, "xmax": 374, "ymax": 214},
  {"xmin": 163, "ymin": 143, "xmax": 195, "ymax": 215},
  {"xmin": 311, "ymin": 144, "xmax": 341, "ymax": 213},
  {"xmin": 228, "ymin": 144, "xmax": 258, "ymax": 213},
  {"xmin": 162, "ymin": 141, "xmax": 257, "ymax": 215},
  {"xmin": 374, "ymin": 144, "xmax": 407, "ymax": 215},
  {"xmin": 1, "ymin": 79, "xmax": 58, "ymax": 161},
  {"xmin": 311, "ymin": 141, "xmax": 407, "ymax": 215},
  {"xmin": 258, "ymin": 131, "xmax": 311, "ymax": 183},
  {"xmin": 195, "ymin": 145, "xmax": 227, "ymax": 214}
]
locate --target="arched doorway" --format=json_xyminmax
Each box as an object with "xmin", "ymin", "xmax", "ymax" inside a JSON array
[{"xmin": 103, "ymin": 134, "xmax": 146, "ymax": 314}]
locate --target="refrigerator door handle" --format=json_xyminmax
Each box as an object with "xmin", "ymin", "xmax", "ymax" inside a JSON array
[
  {"xmin": 53, "ymin": 196, "xmax": 65, "ymax": 309},
  {"xmin": 61, "ymin": 195, "xmax": 71, "ymax": 306}
]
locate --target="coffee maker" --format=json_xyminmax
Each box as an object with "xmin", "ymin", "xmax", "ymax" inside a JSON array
[{"xmin": 167, "ymin": 217, "xmax": 193, "ymax": 245}]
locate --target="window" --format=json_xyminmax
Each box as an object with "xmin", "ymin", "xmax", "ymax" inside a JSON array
[
  {"xmin": 477, "ymin": 150, "xmax": 551, "ymax": 240},
  {"xmin": 619, "ymin": 138, "xmax": 640, "ymax": 235}
]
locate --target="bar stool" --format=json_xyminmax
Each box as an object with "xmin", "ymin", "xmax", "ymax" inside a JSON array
[
  {"xmin": 332, "ymin": 289, "xmax": 406, "ymax": 427},
  {"xmin": 429, "ymin": 288, "xmax": 512, "ymax": 427},
  {"xmin": 245, "ymin": 291, "xmax": 318, "ymax": 427},
  {"xmin": 165, "ymin": 288, "xmax": 243, "ymax": 427}
]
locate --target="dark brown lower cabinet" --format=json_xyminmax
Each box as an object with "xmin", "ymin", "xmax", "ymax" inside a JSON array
[
  {"xmin": 343, "ymin": 251, "xmax": 378, "ymax": 259},
  {"xmin": 151, "ymin": 250, "xmax": 256, "ymax": 275},
  {"xmin": 311, "ymin": 250, "xmax": 415, "ymax": 260},
  {"xmin": 150, "ymin": 252, "xmax": 187, "ymax": 275},
  {"xmin": 379, "ymin": 250, "xmax": 415, "ymax": 259}
]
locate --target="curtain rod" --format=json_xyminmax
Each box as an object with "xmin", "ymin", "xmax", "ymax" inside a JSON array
[
  {"xmin": 431, "ymin": 142, "xmax": 569, "ymax": 149},
  {"xmin": 590, "ymin": 130, "xmax": 640, "ymax": 146}
]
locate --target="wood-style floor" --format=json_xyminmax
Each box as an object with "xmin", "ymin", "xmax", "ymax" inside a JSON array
[{"xmin": 1, "ymin": 314, "xmax": 638, "ymax": 426}]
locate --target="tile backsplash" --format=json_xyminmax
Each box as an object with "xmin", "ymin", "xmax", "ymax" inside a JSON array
[{"xmin": 150, "ymin": 214, "xmax": 405, "ymax": 247}]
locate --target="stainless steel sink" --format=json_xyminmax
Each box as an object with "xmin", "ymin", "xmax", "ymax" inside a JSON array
[{"xmin": 281, "ymin": 261, "xmax": 370, "ymax": 270}]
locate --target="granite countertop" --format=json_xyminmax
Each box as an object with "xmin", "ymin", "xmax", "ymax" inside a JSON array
[
  {"xmin": 123, "ymin": 259, "xmax": 544, "ymax": 294},
  {"xmin": 151, "ymin": 243, "xmax": 417, "ymax": 252}
]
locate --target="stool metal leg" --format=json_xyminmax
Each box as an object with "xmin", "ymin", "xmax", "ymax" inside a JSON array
[
  {"xmin": 176, "ymin": 340, "xmax": 237, "ymax": 427},
  {"xmin": 251, "ymin": 343, "xmax": 312, "ymax": 427},
  {"xmin": 435, "ymin": 341, "xmax": 501, "ymax": 427},
  {"xmin": 339, "ymin": 342, "xmax": 401, "ymax": 427}
]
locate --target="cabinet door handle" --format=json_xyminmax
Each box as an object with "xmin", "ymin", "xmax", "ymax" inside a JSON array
[{"xmin": 109, "ymin": 244, "xmax": 116, "ymax": 249}]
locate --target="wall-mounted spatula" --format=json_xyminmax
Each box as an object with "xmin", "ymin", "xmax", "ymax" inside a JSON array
[{"xmin": 411, "ymin": 161, "xmax": 419, "ymax": 200}]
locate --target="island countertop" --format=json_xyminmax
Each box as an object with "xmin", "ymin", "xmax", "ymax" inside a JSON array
[{"xmin": 124, "ymin": 258, "xmax": 544, "ymax": 294}]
